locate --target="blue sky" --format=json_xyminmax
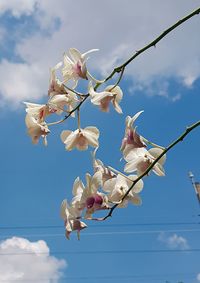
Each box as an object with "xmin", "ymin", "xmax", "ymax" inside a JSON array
[{"xmin": 0, "ymin": 1, "xmax": 200, "ymax": 282}]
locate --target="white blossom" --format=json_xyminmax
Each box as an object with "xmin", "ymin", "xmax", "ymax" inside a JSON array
[
  {"xmin": 72, "ymin": 173, "xmax": 109, "ymax": 219},
  {"xmin": 124, "ymin": 147, "xmax": 166, "ymax": 177},
  {"xmin": 24, "ymin": 102, "xmax": 51, "ymax": 122},
  {"xmin": 103, "ymin": 174, "xmax": 143, "ymax": 207},
  {"xmin": 47, "ymin": 91, "xmax": 78, "ymax": 116},
  {"xmin": 121, "ymin": 111, "xmax": 146, "ymax": 160},
  {"xmin": 62, "ymin": 48, "xmax": 98, "ymax": 87},
  {"xmin": 25, "ymin": 113, "xmax": 50, "ymax": 146},
  {"xmin": 60, "ymin": 127, "xmax": 99, "ymax": 151},
  {"xmin": 60, "ymin": 199, "xmax": 87, "ymax": 240},
  {"xmin": 89, "ymin": 83, "xmax": 123, "ymax": 113}
]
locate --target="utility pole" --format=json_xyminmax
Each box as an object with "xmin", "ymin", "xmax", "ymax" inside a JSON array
[{"xmin": 188, "ymin": 171, "xmax": 200, "ymax": 206}]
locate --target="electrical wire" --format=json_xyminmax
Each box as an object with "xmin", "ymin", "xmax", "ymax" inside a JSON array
[
  {"xmin": 0, "ymin": 228, "xmax": 200, "ymax": 239},
  {"xmin": 0, "ymin": 221, "xmax": 199, "ymax": 230},
  {"xmin": 0, "ymin": 248, "xmax": 199, "ymax": 256}
]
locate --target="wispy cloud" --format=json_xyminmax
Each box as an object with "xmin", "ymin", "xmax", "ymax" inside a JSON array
[
  {"xmin": 0, "ymin": 0, "xmax": 37, "ymax": 17},
  {"xmin": 0, "ymin": 0, "xmax": 200, "ymax": 105},
  {"xmin": 197, "ymin": 273, "xmax": 200, "ymax": 281},
  {"xmin": 158, "ymin": 232, "xmax": 190, "ymax": 250},
  {"xmin": 0, "ymin": 237, "xmax": 66, "ymax": 282}
]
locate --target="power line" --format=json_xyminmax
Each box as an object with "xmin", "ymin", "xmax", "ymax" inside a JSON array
[
  {"xmin": 0, "ymin": 248, "xmax": 199, "ymax": 256},
  {"xmin": 0, "ymin": 221, "xmax": 199, "ymax": 230},
  {"xmin": 0, "ymin": 228, "xmax": 200, "ymax": 239}
]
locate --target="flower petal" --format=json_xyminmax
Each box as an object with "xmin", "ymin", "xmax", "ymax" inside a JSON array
[{"xmin": 60, "ymin": 130, "xmax": 72, "ymax": 143}]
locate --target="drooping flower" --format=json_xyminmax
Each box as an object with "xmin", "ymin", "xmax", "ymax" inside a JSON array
[
  {"xmin": 121, "ymin": 111, "xmax": 146, "ymax": 160},
  {"xmin": 103, "ymin": 173, "xmax": 143, "ymax": 207},
  {"xmin": 92, "ymin": 148, "xmax": 116, "ymax": 185},
  {"xmin": 60, "ymin": 199, "xmax": 87, "ymax": 240},
  {"xmin": 62, "ymin": 48, "xmax": 98, "ymax": 87},
  {"xmin": 24, "ymin": 102, "xmax": 51, "ymax": 122},
  {"xmin": 89, "ymin": 83, "xmax": 123, "ymax": 113},
  {"xmin": 25, "ymin": 113, "xmax": 50, "ymax": 145},
  {"xmin": 48, "ymin": 62, "xmax": 66, "ymax": 96},
  {"xmin": 71, "ymin": 173, "xmax": 109, "ymax": 219},
  {"xmin": 124, "ymin": 147, "xmax": 166, "ymax": 177},
  {"xmin": 79, "ymin": 172, "xmax": 109, "ymax": 219},
  {"xmin": 60, "ymin": 127, "xmax": 99, "ymax": 151},
  {"xmin": 47, "ymin": 92, "xmax": 78, "ymax": 116}
]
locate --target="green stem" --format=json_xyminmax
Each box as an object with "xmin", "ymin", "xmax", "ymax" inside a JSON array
[{"xmin": 141, "ymin": 136, "xmax": 166, "ymax": 150}]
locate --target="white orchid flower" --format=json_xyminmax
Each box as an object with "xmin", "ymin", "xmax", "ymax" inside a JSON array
[
  {"xmin": 92, "ymin": 148, "xmax": 116, "ymax": 185},
  {"xmin": 89, "ymin": 83, "xmax": 123, "ymax": 113},
  {"xmin": 121, "ymin": 111, "xmax": 146, "ymax": 159},
  {"xmin": 25, "ymin": 114, "xmax": 50, "ymax": 146},
  {"xmin": 103, "ymin": 174, "xmax": 143, "ymax": 207},
  {"xmin": 62, "ymin": 48, "xmax": 98, "ymax": 87},
  {"xmin": 81, "ymin": 173, "xmax": 109, "ymax": 219},
  {"xmin": 60, "ymin": 199, "xmax": 87, "ymax": 240},
  {"xmin": 24, "ymin": 102, "xmax": 52, "ymax": 122},
  {"xmin": 47, "ymin": 91, "xmax": 78, "ymax": 117},
  {"xmin": 60, "ymin": 126, "xmax": 99, "ymax": 151},
  {"xmin": 71, "ymin": 173, "xmax": 109, "ymax": 219},
  {"xmin": 124, "ymin": 147, "xmax": 166, "ymax": 177},
  {"xmin": 48, "ymin": 62, "xmax": 66, "ymax": 97}
]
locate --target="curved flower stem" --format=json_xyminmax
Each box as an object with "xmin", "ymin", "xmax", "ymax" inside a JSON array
[
  {"xmin": 109, "ymin": 67, "xmax": 125, "ymax": 91},
  {"xmin": 46, "ymin": 102, "xmax": 69, "ymax": 114},
  {"xmin": 141, "ymin": 136, "xmax": 166, "ymax": 150},
  {"xmin": 63, "ymin": 84, "xmax": 83, "ymax": 98},
  {"xmin": 77, "ymin": 108, "xmax": 81, "ymax": 131},
  {"xmin": 103, "ymin": 119, "xmax": 200, "ymax": 220},
  {"xmin": 87, "ymin": 70, "xmax": 104, "ymax": 84},
  {"xmin": 49, "ymin": 7, "xmax": 200, "ymax": 126},
  {"xmin": 47, "ymin": 95, "xmax": 89, "ymax": 127},
  {"xmin": 104, "ymin": 7, "xmax": 200, "ymax": 83}
]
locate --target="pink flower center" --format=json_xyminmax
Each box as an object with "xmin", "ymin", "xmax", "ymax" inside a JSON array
[
  {"xmin": 73, "ymin": 61, "xmax": 86, "ymax": 78},
  {"xmin": 77, "ymin": 134, "xmax": 87, "ymax": 146},
  {"xmin": 86, "ymin": 195, "xmax": 103, "ymax": 209},
  {"xmin": 100, "ymin": 96, "xmax": 113, "ymax": 112}
]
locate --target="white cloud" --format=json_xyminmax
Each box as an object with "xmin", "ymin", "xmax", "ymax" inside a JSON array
[
  {"xmin": 197, "ymin": 273, "xmax": 200, "ymax": 281},
  {"xmin": 0, "ymin": 0, "xmax": 37, "ymax": 17},
  {"xmin": 0, "ymin": 237, "xmax": 66, "ymax": 283},
  {"xmin": 158, "ymin": 232, "xmax": 189, "ymax": 250},
  {"xmin": 0, "ymin": 0, "xmax": 200, "ymax": 105},
  {"xmin": 0, "ymin": 60, "xmax": 47, "ymax": 106}
]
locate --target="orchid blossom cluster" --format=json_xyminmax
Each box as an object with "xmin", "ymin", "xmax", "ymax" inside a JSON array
[
  {"xmin": 22, "ymin": 7, "xmax": 200, "ymax": 240},
  {"xmin": 60, "ymin": 111, "xmax": 166, "ymax": 239},
  {"xmin": 24, "ymin": 48, "xmax": 123, "ymax": 147},
  {"xmin": 24, "ymin": 47, "xmax": 166, "ymax": 240}
]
